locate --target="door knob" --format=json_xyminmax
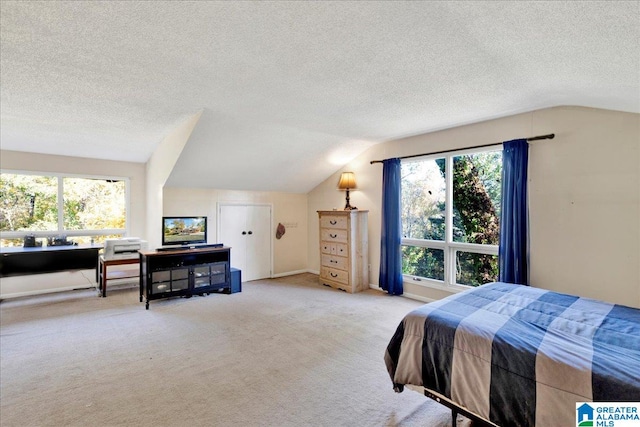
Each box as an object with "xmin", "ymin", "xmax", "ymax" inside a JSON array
[
  {"xmin": 248, "ymin": 231, "xmax": 253, "ymax": 235},
  {"xmin": 242, "ymin": 231, "xmax": 247, "ymax": 235}
]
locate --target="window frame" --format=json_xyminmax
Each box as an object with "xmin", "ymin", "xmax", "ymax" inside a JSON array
[
  {"xmin": 0, "ymin": 169, "xmax": 130, "ymax": 241},
  {"xmin": 401, "ymin": 144, "xmax": 502, "ymax": 292}
]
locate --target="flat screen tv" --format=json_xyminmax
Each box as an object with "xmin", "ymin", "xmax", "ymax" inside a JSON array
[{"xmin": 162, "ymin": 216, "xmax": 207, "ymax": 247}]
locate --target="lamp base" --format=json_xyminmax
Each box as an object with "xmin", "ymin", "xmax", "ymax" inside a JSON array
[{"xmin": 343, "ymin": 189, "xmax": 357, "ymax": 211}]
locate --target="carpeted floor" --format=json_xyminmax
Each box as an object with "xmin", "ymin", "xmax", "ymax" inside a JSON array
[{"xmin": 0, "ymin": 273, "xmax": 470, "ymax": 427}]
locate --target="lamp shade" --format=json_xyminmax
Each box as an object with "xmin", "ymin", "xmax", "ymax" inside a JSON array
[{"xmin": 338, "ymin": 172, "xmax": 357, "ymax": 190}]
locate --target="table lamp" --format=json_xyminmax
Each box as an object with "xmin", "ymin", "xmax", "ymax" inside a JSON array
[{"xmin": 338, "ymin": 172, "xmax": 357, "ymax": 210}]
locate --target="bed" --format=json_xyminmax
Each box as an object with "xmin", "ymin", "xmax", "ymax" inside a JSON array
[{"xmin": 384, "ymin": 282, "xmax": 640, "ymax": 427}]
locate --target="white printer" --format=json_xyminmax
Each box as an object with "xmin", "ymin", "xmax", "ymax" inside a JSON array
[{"xmin": 103, "ymin": 237, "xmax": 148, "ymax": 260}]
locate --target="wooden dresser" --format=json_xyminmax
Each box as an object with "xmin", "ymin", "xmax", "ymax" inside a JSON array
[{"xmin": 317, "ymin": 210, "xmax": 369, "ymax": 293}]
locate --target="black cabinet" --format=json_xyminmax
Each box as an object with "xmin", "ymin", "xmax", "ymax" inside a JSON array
[
  {"xmin": 139, "ymin": 247, "xmax": 232, "ymax": 309},
  {"xmin": 1, "ymin": 245, "xmax": 101, "ymax": 277}
]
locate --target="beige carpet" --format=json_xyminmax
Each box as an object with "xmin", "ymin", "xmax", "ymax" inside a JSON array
[{"xmin": 1, "ymin": 273, "xmax": 469, "ymax": 427}]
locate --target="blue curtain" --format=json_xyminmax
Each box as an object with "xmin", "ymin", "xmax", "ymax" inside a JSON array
[
  {"xmin": 379, "ymin": 158, "xmax": 403, "ymax": 295},
  {"xmin": 499, "ymin": 139, "xmax": 529, "ymax": 285}
]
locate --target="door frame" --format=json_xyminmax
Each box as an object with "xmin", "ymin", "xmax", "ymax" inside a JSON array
[{"xmin": 217, "ymin": 202, "xmax": 273, "ymax": 279}]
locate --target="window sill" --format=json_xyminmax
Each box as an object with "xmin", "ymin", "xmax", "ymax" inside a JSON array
[{"xmin": 402, "ymin": 275, "xmax": 472, "ymax": 294}]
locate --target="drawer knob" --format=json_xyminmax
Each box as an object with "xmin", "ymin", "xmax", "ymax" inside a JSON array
[
  {"xmin": 330, "ymin": 272, "xmax": 338, "ymax": 278},
  {"xmin": 330, "ymin": 233, "xmax": 337, "ymax": 238},
  {"xmin": 330, "ymin": 260, "xmax": 337, "ymax": 263},
  {"xmin": 330, "ymin": 220, "xmax": 337, "ymax": 225}
]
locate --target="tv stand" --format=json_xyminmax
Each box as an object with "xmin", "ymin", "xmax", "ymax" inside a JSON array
[{"xmin": 139, "ymin": 246, "xmax": 232, "ymax": 309}]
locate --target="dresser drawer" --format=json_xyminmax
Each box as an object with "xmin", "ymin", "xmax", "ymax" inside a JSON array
[
  {"xmin": 320, "ymin": 266, "xmax": 349, "ymax": 285},
  {"xmin": 321, "ymin": 242, "xmax": 348, "ymax": 256},
  {"xmin": 321, "ymin": 242, "xmax": 333, "ymax": 255},
  {"xmin": 320, "ymin": 215, "xmax": 348, "ymax": 230},
  {"xmin": 320, "ymin": 228, "xmax": 348, "ymax": 243},
  {"xmin": 321, "ymin": 254, "xmax": 347, "ymax": 271}
]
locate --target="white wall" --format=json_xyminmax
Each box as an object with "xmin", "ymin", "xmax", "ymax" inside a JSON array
[
  {"xmin": 528, "ymin": 107, "xmax": 639, "ymax": 306},
  {"xmin": 145, "ymin": 111, "xmax": 202, "ymax": 249},
  {"xmin": 163, "ymin": 188, "xmax": 308, "ymax": 276},
  {"xmin": 308, "ymin": 106, "xmax": 640, "ymax": 307},
  {"xmin": 0, "ymin": 150, "xmax": 146, "ymax": 298}
]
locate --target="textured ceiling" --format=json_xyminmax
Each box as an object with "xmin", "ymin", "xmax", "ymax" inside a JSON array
[{"xmin": 1, "ymin": 1, "xmax": 638, "ymax": 193}]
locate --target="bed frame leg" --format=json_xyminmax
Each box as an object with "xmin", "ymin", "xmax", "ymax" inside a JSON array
[{"xmin": 424, "ymin": 388, "xmax": 495, "ymax": 427}]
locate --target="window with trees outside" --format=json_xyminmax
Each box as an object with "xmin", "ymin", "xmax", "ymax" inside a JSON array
[
  {"xmin": 0, "ymin": 171, "xmax": 128, "ymax": 247},
  {"xmin": 401, "ymin": 146, "xmax": 502, "ymax": 289}
]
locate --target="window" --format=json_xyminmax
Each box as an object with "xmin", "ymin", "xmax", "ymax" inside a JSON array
[
  {"xmin": 401, "ymin": 147, "xmax": 502, "ymax": 289},
  {"xmin": 0, "ymin": 171, "xmax": 128, "ymax": 247}
]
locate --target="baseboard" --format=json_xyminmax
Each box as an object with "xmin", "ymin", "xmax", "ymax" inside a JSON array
[{"xmin": 271, "ymin": 269, "xmax": 316, "ymax": 278}]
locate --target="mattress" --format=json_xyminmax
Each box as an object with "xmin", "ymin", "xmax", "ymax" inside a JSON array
[{"xmin": 384, "ymin": 282, "xmax": 640, "ymax": 427}]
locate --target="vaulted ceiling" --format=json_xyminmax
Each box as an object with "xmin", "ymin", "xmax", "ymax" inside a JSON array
[{"xmin": 1, "ymin": 1, "xmax": 638, "ymax": 192}]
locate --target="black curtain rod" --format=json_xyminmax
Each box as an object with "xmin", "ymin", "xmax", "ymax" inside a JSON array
[{"xmin": 369, "ymin": 133, "xmax": 555, "ymax": 164}]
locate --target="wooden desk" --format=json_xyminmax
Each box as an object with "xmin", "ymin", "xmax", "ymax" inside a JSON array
[{"xmin": 98, "ymin": 255, "xmax": 139, "ymax": 297}]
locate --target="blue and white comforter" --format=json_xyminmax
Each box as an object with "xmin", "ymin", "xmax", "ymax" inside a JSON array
[{"xmin": 384, "ymin": 282, "xmax": 640, "ymax": 427}]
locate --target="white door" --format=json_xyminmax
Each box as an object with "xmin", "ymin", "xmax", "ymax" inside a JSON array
[
  {"xmin": 219, "ymin": 204, "xmax": 271, "ymax": 281},
  {"xmin": 219, "ymin": 205, "xmax": 247, "ymax": 270},
  {"xmin": 246, "ymin": 205, "xmax": 272, "ymax": 281}
]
